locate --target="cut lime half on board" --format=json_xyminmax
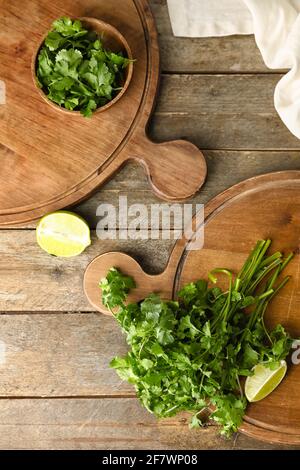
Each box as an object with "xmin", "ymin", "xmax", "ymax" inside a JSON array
[
  {"xmin": 36, "ymin": 211, "xmax": 91, "ymax": 257},
  {"xmin": 245, "ymin": 360, "xmax": 287, "ymax": 403}
]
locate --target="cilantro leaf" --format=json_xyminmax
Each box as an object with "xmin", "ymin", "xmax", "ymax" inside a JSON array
[
  {"xmin": 100, "ymin": 268, "xmax": 136, "ymax": 310},
  {"xmin": 45, "ymin": 32, "xmax": 67, "ymax": 51},
  {"xmin": 54, "ymin": 49, "xmax": 82, "ymax": 78},
  {"xmin": 36, "ymin": 17, "xmax": 133, "ymax": 117},
  {"xmin": 101, "ymin": 240, "xmax": 297, "ymax": 437},
  {"xmin": 52, "ymin": 17, "xmax": 85, "ymax": 37}
]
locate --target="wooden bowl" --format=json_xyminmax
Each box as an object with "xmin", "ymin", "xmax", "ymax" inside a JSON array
[{"xmin": 32, "ymin": 17, "xmax": 134, "ymax": 116}]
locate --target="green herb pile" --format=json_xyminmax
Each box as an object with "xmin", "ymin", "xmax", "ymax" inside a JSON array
[
  {"xmin": 36, "ymin": 17, "xmax": 132, "ymax": 117},
  {"xmin": 100, "ymin": 240, "xmax": 295, "ymax": 436}
]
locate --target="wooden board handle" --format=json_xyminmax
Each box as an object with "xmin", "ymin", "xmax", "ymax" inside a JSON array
[
  {"xmin": 124, "ymin": 136, "xmax": 207, "ymax": 201},
  {"xmin": 84, "ymin": 252, "xmax": 175, "ymax": 315}
]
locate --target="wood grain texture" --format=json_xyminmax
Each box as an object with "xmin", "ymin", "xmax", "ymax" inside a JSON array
[
  {"xmin": 151, "ymin": 74, "xmax": 300, "ymax": 150},
  {"xmin": 175, "ymin": 171, "xmax": 300, "ymax": 445},
  {"xmin": 0, "ymin": 0, "xmax": 206, "ymax": 225},
  {"xmin": 76, "ymin": 151, "xmax": 300, "ymax": 228},
  {"xmin": 0, "ymin": 311, "xmax": 298, "ymax": 448},
  {"xmin": 0, "ymin": 313, "xmax": 133, "ymax": 396},
  {"xmin": 0, "ymin": 231, "xmax": 173, "ymax": 312},
  {"xmin": 150, "ymin": 0, "xmax": 272, "ymax": 73},
  {"xmin": 1, "ymin": 0, "xmax": 299, "ymax": 450},
  {"xmin": 4, "ymin": 151, "xmax": 300, "ymax": 230},
  {"xmin": 0, "ymin": 0, "xmax": 147, "ymax": 214},
  {"xmin": 2, "ymin": 153, "xmax": 300, "ymax": 316},
  {"xmin": 84, "ymin": 171, "xmax": 300, "ymax": 444},
  {"xmin": 84, "ymin": 252, "xmax": 177, "ymax": 313},
  {"xmin": 0, "ymin": 398, "xmax": 295, "ymax": 450}
]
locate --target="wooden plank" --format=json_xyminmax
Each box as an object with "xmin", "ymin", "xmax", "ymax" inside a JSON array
[
  {"xmin": 0, "ymin": 313, "xmax": 133, "ymax": 396},
  {"xmin": 1, "ymin": 0, "xmax": 297, "ymax": 451},
  {"xmin": 0, "ymin": 232, "xmax": 173, "ymax": 312},
  {"xmin": 0, "ymin": 397, "xmax": 295, "ymax": 449},
  {"xmin": 0, "ymin": 312, "xmax": 297, "ymax": 449},
  {"xmin": 151, "ymin": 74, "xmax": 300, "ymax": 150},
  {"xmin": 77, "ymin": 151, "xmax": 300, "ymax": 227},
  {"xmin": 150, "ymin": 0, "xmax": 270, "ymax": 73},
  {"xmin": 160, "ymin": 75, "xmax": 277, "ymax": 114},
  {"xmin": 5, "ymin": 151, "xmax": 300, "ymax": 229},
  {"xmin": 1, "ymin": 147, "xmax": 300, "ymax": 310}
]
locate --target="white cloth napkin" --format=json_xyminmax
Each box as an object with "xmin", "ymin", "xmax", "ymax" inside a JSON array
[
  {"xmin": 167, "ymin": 0, "xmax": 253, "ymax": 37},
  {"xmin": 167, "ymin": 0, "xmax": 300, "ymax": 140}
]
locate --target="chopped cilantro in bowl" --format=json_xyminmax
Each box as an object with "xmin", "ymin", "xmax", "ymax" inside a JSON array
[{"xmin": 34, "ymin": 17, "xmax": 133, "ymax": 117}]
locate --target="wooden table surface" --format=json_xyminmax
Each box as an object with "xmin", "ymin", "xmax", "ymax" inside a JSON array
[{"xmin": 1, "ymin": 0, "xmax": 300, "ymax": 450}]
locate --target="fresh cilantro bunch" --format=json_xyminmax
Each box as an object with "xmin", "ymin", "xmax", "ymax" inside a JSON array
[
  {"xmin": 100, "ymin": 240, "xmax": 295, "ymax": 436},
  {"xmin": 36, "ymin": 17, "xmax": 132, "ymax": 117}
]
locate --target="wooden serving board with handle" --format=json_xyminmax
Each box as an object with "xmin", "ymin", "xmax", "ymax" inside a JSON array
[
  {"xmin": 84, "ymin": 171, "xmax": 300, "ymax": 445},
  {"xmin": 0, "ymin": 0, "xmax": 206, "ymax": 226}
]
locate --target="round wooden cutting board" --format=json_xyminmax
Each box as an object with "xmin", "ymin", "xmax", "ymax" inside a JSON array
[
  {"xmin": 85, "ymin": 171, "xmax": 300, "ymax": 445},
  {"xmin": 0, "ymin": 0, "xmax": 206, "ymax": 226}
]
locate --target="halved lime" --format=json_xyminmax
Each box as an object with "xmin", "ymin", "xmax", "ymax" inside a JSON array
[
  {"xmin": 245, "ymin": 360, "xmax": 287, "ymax": 403},
  {"xmin": 36, "ymin": 211, "xmax": 91, "ymax": 257}
]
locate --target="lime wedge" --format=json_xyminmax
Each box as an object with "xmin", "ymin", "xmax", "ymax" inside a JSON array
[
  {"xmin": 36, "ymin": 211, "xmax": 91, "ymax": 257},
  {"xmin": 245, "ymin": 360, "xmax": 287, "ymax": 403}
]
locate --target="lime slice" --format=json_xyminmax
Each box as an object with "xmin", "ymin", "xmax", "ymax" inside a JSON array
[
  {"xmin": 36, "ymin": 211, "xmax": 91, "ymax": 257},
  {"xmin": 245, "ymin": 360, "xmax": 287, "ymax": 403}
]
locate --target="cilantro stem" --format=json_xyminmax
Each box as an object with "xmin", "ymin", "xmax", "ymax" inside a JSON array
[
  {"xmin": 258, "ymin": 251, "xmax": 282, "ymax": 269},
  {"xmin": 238, "ymin": 240, "xmax": 271, "ymax": 293},
  {"xmin": 247, "ymin": 258, "xmax": 282, "ymax": 292},
  {"xmin": 236, "ymin": 374, "xmax": 244, "ymax": 398},
  {"xmin": 102, "ymin": 240, "xmax": 294, "ymax": 437},
  {"xmin": 280, "ymin": 253, "xmax": 294, "ymax": 272},
  {"xmin": 139, "ymin": 339, "xmax": 147, "ymax": 358},
  {"xmin": 268, "ymin": 276, "xmax": 291, "ymax": 300},
  {"xmin": 209, "ymin": 269, "xmax": 233, "ymax": 328},
  {"xmin": 257, "ymin": 289, "xmax": 274, "ymax": 301},
  {"xmin": 165, "ymin": 404, "xmax": 179, "ymax": 415}
]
